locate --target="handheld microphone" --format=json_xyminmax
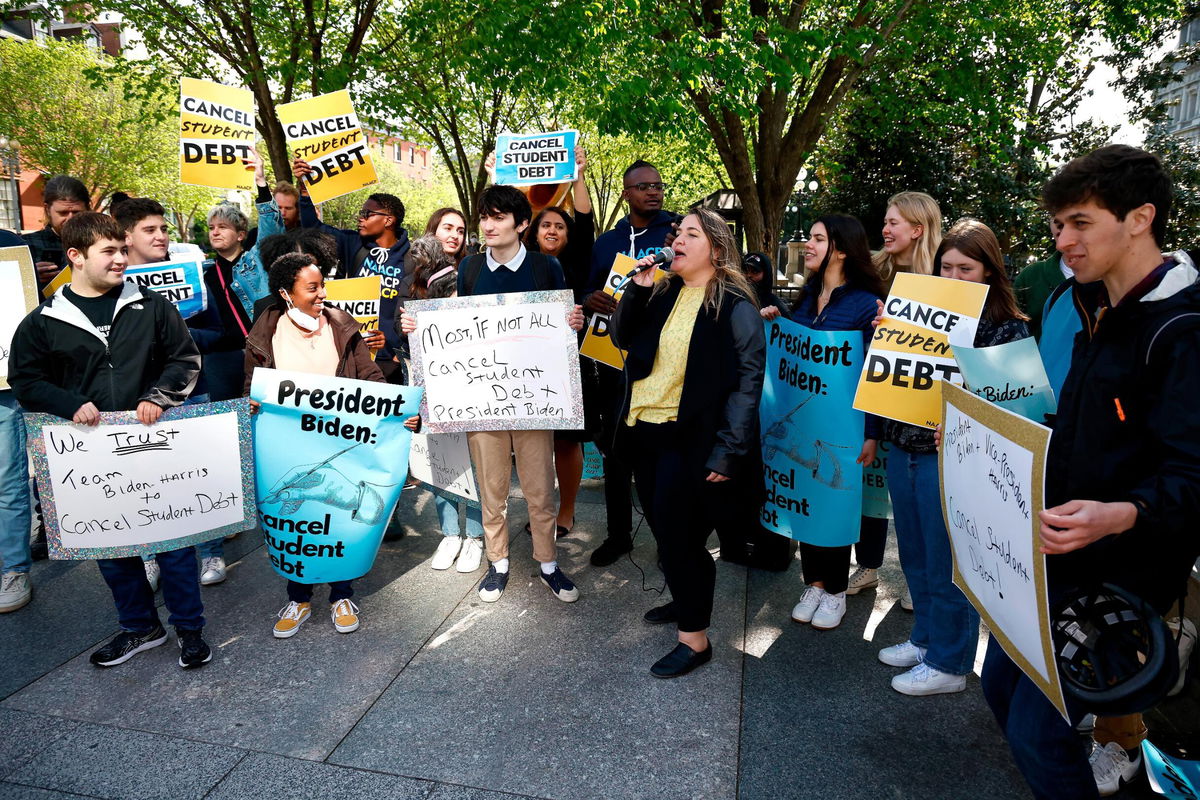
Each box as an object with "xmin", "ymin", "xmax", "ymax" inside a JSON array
[{"xmin": 626, "ymin": 247, "xmax": 674, "ymax": 278}]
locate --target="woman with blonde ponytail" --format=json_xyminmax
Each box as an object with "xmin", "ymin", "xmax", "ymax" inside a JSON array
[
  {"xmin": 873, "ymin": 191, "xmax": 943, "ymax": 284},
  {"xmin": 611, "ymin": 208, "xmax": 765, "ymax": 678}
]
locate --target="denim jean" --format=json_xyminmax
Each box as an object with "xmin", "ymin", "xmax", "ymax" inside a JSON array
[
  {"xmin": 981, "ymin": 636, "xmax": 1098, "ymax": 799},
  {"xmin": 196, "ymin": 538, "xmax": 224, "ymax": 559},
  {"xmin": 97, "ymin": 546, "xmax": 205, "ymax": 631},
  {"xmin": 0, "ymin": 392, "xmax": 31, "ymax": 575},
  {"xmin": 434, "ymin": 493, "xmax": 483, "ymax": 538},
  {"xmin": 887, "ymin": 449, "xmax": 979, "ymax": 675}
]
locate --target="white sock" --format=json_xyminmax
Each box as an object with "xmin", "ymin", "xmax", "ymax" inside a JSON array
[
  {"xmin": 493, "ymin": 558, "xmax": 510, "ymax": 574},
  {"xmin": 540, "ymin": 560, "xmax": 557, "ymax": 575}
]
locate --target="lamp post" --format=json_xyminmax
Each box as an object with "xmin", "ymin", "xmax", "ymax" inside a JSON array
[
  {"xmin": 0, "ymin": 135, "xmax": 22, "ymax": 231},
  {"xmin": 784, "ymin": 168, "xmax": 820, "ymax": 285}
]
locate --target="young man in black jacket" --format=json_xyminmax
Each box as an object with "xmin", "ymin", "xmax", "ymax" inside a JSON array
[
  {"xmin": 9, "ymin": 212, "xmax": 211, "ymax": 669},
  {"xmin": 981, "ymin": 145, "xmax": 1200, "ymax": 799}
]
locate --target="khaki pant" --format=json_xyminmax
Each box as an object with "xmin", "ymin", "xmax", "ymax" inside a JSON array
[
  {"xmin": 467, "ymin": 429, "xmax": 557, "ymax": 564},
  {"xmin": 1093, "ymin": 714, "xmax": 1147, "ymax": 751}
]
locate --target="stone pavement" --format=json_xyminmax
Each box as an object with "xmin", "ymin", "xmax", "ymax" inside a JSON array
[{"xmin": 0, "ymin": 480, "xmax": 1182, "ymax": 799}]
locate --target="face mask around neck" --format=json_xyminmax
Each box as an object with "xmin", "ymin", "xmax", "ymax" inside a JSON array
[{"xmin": 282, "ymin": 294, "xmax": 320, "ymax": 332}]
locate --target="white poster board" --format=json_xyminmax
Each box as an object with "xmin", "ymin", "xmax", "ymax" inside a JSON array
[
  {"xmin": 0, "ymin": 246, "xmax": 39, "ymax": 390},
  {"xmin": 409, "ymin": 431, "xmax": 480, "ymax": 504},
  {"xmin": 940, "ymin": 381, "xmax": 1067, "ymax": 719},
  {"xmin": 25, "ymin": 399, "xmax": 255, "ymax": 559},
  {"xmin": 406, "ymin": 290, "xmax": 584, "ymax": 433}
]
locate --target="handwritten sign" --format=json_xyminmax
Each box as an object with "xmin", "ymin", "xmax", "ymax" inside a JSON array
[
  {"xmin": 939, "ymin": 381, "xmax": 1066, "ymax": 719},
  {"xmin": 760, "ymin": 319, "xmax": 864, "ymax": 545},
  {"xmin": 24, "ymin": 399, "xmax": 254, "ymax": 559},
  {"xmin": 863, "ymin": 439, "xmax": 892, "ymax": 519},
  {"xmin": 407, "ymin": 290, "xmax": 584, "ymax": 433},
  {"xmin": 854, "ymin": 273, "xmax": 989, "ymax": 428},
  {"xmin": 953, "ymin": 337, "xmax": 1056, "ymax": 423},
  {"xmin": 125, "ymin": 256, "xmax": 209, "ymax": 319},
  {"xmin": 409, "ymin": 431, "xmax": 479, "ymax": 504},
  {"xmin": 495, "ymin": 129, "xmax": 579, "ymax": 186},
  {"xmin": 0, "ymin": 246, "xmax": 39, "ymax": 390},
  {"xmin": 580, "ymin": 252, "xmax": 667, "ymax": 370},
  {"xmin": 324, "ymin": 275, "xmax": 381, "ymax": 335},
  {"xmin": 179, "ymin": 78, "xmax": 256, "ymax": 191},
  {"xmin": 250, "ymin": 369, "xmax": 422, "ymax": 583},
  {"xmin": 277, "ymin": 89, "xmax": 378, "ymax": 204}
]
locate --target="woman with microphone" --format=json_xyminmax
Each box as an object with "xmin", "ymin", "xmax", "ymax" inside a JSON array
[{"xmin": 611, "ymin": 208, "xmax": 765, "ymax": 678}]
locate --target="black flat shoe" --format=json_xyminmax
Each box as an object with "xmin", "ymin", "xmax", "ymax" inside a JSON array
[
  {"xmin": 643, "ymin": 601, "xmax": 679, "ymax": 625},
  {"xmin": 650, "ymin": 641, "xmax": 712, "ymax": 678}
]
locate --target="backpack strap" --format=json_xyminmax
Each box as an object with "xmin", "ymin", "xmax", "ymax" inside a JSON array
[
  {"xmin": 1145, "ymin": 312, "xmax": 1200, "ymax": 367},
  {"xmin": 460, "ymin": 254, "xmax": 486, "ymax": 296},
  {"xmin": 530, "ymin": 253, "xmax": 553, "ymax": 291}
]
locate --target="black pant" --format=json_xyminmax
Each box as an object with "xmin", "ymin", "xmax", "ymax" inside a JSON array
[
  {"xmin": 854, "ymin": 515, "xmax": 889, "ymax": 569},
  {"xmin": 596, "ymin": 366, "xmax": 633, "ymax": 540},
  {"xmin": 798, "ymin": 543, "xmax": 852, "ymax": 594},
  {"xmin": 629, "ymin": 421, "xmax": 715, "ymax": 633},
  {"xmin": 287, "ymin": 580, "xmax": 354, "ymax": 604}
]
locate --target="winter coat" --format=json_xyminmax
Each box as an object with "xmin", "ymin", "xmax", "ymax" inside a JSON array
[{"xmin": 242, "ymin": 305, "xmax": 385, "ymax": 396}]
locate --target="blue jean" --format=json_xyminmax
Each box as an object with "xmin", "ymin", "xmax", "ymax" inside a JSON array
[
  {"xmin": 97, "ymin": 546, "xmax": 205, "ymax": 631},
  {"xmin": 434, "ymin": 493, "xmax": 483, "ymax": 538},
  {"xmin": 981, "ymin": 636, "xmax": 1097, "ymax": 799},
  {"xmin": 0, "ymin": 392, "xmax": 31, "ymax": 575},
  {"xmin": 887, "ymin": 449, "xmax": 979, "ymax": 675}
]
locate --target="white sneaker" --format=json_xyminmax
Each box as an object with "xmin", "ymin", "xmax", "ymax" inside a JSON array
[
  {"xmin": 891, "ymin": 662, "xmax": 966, "ymax": 696},
  {"xmin": 811, "ymin": 591, "xmax": 846, "ymax": 630},
  {"xmin": 200, "ymin": 557, "xmax": 226, "ymax": 586},
  {"xmin": 846, "ymin": 567, "xmax": 878, "ymax": 595},
  {"xmin": 0, "ymin": 572, "xmax": 31, "ymax": 613},
  {"xmin": 900, "ymin": 586, "xmax": 913, "ymax": 611},
  {"xmin": 431, "ymin": 536, "xmax": 463, "ymax": 570},
  {"xmin": 879, "ymin": 639, "xmax": 926, "ymax": 667},
  {"xmin": 144, "ymin": 559, "xmax": 160, "ymax": 592},
  {"xmin": 1090, "ymin": 740, "xmax": 1142, "ymax": 797},
  {"xmin": 456, "ymin": 538, "xmax": 484, "ymax": 573},
  {"xmin": 1168, "ymin": 617, "xmax": 1197, "ymax": 696},
  {"xmin": 791, "ymin": 585, "xmax": 825, "ymax": 623}
]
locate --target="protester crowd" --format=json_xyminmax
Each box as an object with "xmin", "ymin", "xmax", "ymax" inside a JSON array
[{"xmin": 1, "ymin": 142, "xmax": 1198, "ymax": 800}]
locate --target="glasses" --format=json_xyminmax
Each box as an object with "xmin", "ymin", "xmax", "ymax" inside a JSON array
[
  {"xmin": 624, "ymin": 182, "xmax": 667, "ymax": 192},
  {"xmin": 357, "ymin": 210, "xmax": 389, "ymax": 220}
]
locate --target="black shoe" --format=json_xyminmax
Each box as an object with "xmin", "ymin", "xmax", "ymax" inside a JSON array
[
  {"xmin": 590, "ymin": 535, "xmax": 633, "ymax": 567},
  {"xmin": 177, "ymin": 629, "xmax": 212, "ymax": 669},
  {"xmin": 650, "ymin": 641, "xmax": 713, "ymax": 678},
  {"xmin": 643, "ymin": 601, "xmax": 679, "ymax": 625},
  {"xmin": 89, "ymin": 625, "xmax": 168, "ymax": 667},
  {"xmin": 30, "ymin": 524, "xmax": 47, "ymax": 561}
]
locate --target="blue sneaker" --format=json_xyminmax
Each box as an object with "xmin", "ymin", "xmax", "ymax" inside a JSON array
[
  {"xmin": 539, "ymin": 567, "xmax": 579, "ymax": 602},
  {"xmin": 479, "ymin": 565, "xmax": 509, "ymax": 602}
]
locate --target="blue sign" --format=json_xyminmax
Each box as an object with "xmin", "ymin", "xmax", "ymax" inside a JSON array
[
  {"xmin": 1143, "ymin": 739, "xmax": 1200, "ymax": 799},
  {"xmin": 495, "ymin": 130, "xmax": 578, "ymax": 186},
  {"xmin": 760, "ymin": 319, "xmax": 865, "ymax": 546},
  {"xmin": 953, "ymin": 337, "xmax": 1056, "ymax": 424},
  {"xmin": 863, "ymin": 439, "xmax": 892, "ymax": 520},
  {"xmin": 250, "ymin": 368, "xmax": 423, "ymax": 583},
  {"xmin": 125, "ymin": 256, "xmax": 208, "ymax": 320}
]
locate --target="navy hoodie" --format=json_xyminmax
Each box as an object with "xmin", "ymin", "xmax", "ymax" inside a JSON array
[{"xmin": 585, "ymin": 210, "xmax": 677, "ymax": 296}]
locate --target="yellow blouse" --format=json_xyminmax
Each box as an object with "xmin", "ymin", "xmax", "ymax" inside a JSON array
[{"xmin": 627, "ymin": 286, "xmax": 705, "ymax": 425}]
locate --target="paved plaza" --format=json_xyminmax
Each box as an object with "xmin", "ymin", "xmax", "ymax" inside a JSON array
[{"xmin": 0, "ymin": 480, "xmax": 1186, "ymax": 799}]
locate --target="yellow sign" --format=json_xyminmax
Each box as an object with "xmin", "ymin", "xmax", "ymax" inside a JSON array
[
  {"xmin": 324, "ymin": 276, "xmax": 381, "ymax": 334},
  {"xmin": 580, "ymin": 253, "xmax": 667, "ymax": 369},
  {"xmin": 276, "ymin": 90, "xmax": 378, "ymax": 204},
  {"xmin": 179, "ymin": 78, "xmax": 256, "ymax": 191},
  {"xmin": 852, "ymin": 273, "xmax": 989, "ymax": 428},
  {"xmin": 42, "ymin": 265, "xmax": 71, "ymax": 299},
  {"xmin": 1, "ymin": 245, "xmax": 39, "ymax": 389}
]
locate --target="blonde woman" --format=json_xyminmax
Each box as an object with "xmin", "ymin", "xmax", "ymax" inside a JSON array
[{"xmin": 611, "ymin": 208, "xmax": 765, "ymax": 678}]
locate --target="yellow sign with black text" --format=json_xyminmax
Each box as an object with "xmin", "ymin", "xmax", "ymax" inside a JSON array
[
  {"xmin": 276, "ymin": 90, "xmax": 378, "ymax": 204},
  {"xmin": 324, "ymin": 276, "xmax": 381, "ymax": 334},
  {"xmin": 579, "ymin": 253, "xmax": 668, "ymax": 370},
  {"xmin": 179, "ymin": 78, "xmax": 256, "ymax": 191}
]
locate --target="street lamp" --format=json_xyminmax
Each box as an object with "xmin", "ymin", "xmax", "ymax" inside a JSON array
[{"xmin": 0, "ymin": 135, "xmax": 22, "ymax": 231}]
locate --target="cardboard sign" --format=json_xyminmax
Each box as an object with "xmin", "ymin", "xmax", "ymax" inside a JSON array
[
  {"xmin": 494, "ymin": 130, "xmax": 579, "ymax": 186},
  {"xmin": 407, "ymin": 290, "xmax": 585, "ymax": 433},
  {"xmin": 250, "ymin": 369, "xmax": 422, "ymax": 583},
  {"xmin": 24, "ymin": 399, "xmax": 255, "ymax": 559},
  {"xmin": 0, "ymin": 246, "xmax": 39, "ymax": 390},
  {"xmin": 179, "ymin": 78, "xmax": 256, "ymax": 191},
  {"xmin": 854, "ymin": 273, "xmax": 989, "ymax": 428},
  {"xmin": 124, "ymin": 256, "xmax": 209, "ymax": 320},
  {"xmin": 277, "ymin": 90, "xmax": 378, "ymax": 204},
  {"xmin": 953, "ymin": 337, "xmax": 1056, "ymax": 423},
  {"xmin": 41, "ymin": 265, "xmax": 70, "ymax": 299},
  {"xmin": 940, "ymin": 382, "xmax": 1066, "ymax": 719},
  {"xmin": 760, "ymin": 319, "xmax": 865, "ymax": 545},
  {"xmin": 324, "ymin": 275, "xmax": 381, "ymax": 334},
  {"xmin": 580, "ymin": 252, "xmax": 667, "ymax": 370},
  {"xmin": 409, "ymin": 431, "xmax": 479, "ymax": 504}
]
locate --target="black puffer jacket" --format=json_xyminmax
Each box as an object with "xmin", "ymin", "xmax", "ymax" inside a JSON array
[
  {"xmin": 1048, "ymin": 262, "xmax": 1200, "ymax": 613},
  {"xmin": 611, "ymin": 278, "xmax": 765, "ymax": 478}
]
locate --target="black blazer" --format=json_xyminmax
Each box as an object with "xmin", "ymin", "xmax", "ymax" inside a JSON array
[{"xmin": 611, "ymin": 278, "xmax": 765, "ymax": 478}]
